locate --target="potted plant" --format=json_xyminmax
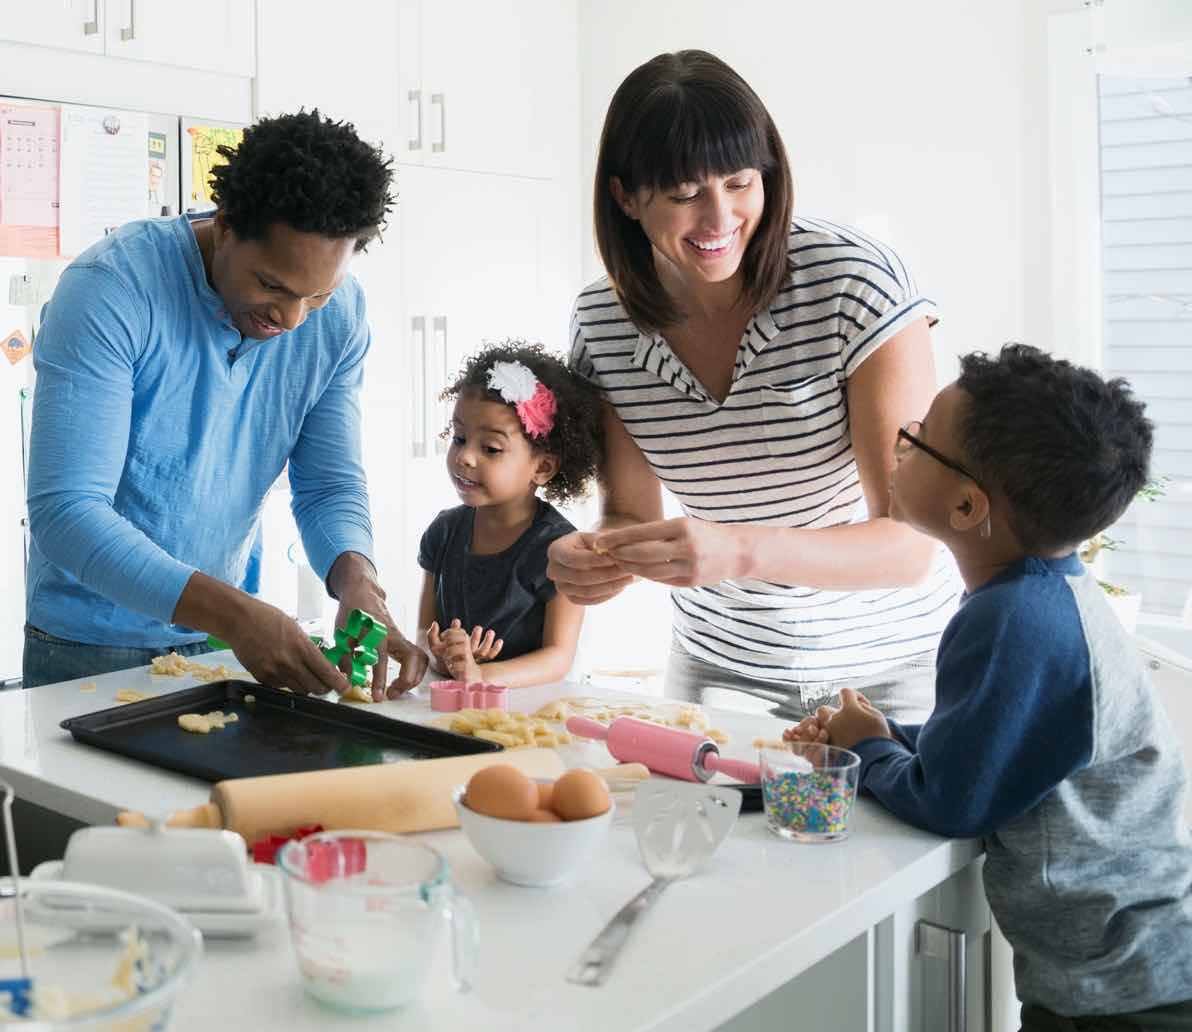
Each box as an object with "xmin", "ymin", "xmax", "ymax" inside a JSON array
[{"xmin": 1079, "ymin": 476, "xmax": 1168, "ymax": 633}]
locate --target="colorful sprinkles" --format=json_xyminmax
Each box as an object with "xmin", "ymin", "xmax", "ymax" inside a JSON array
[{"xmin": 761, "ymin": 767, "xmax": 856, "ymax": 838}]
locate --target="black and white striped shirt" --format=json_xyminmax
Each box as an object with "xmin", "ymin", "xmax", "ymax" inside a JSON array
[{"xmin": 570, "ymin": 218, "xmax": 960, "ymax": 687}]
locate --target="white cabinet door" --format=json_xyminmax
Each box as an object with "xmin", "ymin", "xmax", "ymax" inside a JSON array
[
  {"xmin": 875, "ymin": 858, "xmax": 992, "ymax": 1032},
  {"xmin": 391, "ymin": 164, "xmax": 547, "ymax": 626},
  {"xmin": 1, "ymin": 0, "xmax": 105, "ymax": 54},
  {"xmin": 395, "ymin": 0, "xmax": 424, "ymax": 166},
  {"xmin": 255, "ymin": 0, "xmax": 400, "ymax": 151},
  {"xmin": 419, "ymin": 0, "xmax": 572, "ymax": 180},
  {"xmin": 103, "ymin": 0, "xmax": 253, "ymax": 77}
]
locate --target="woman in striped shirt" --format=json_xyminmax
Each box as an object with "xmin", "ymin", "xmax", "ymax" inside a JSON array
[{"xmin": 549, "ymin": 50, "xmax": 959, "ymax": 722}]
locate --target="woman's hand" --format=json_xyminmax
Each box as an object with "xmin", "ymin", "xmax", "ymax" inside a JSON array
[
  {"xmin": 593, "ymin": 517, "xmax": 748, "ymax": 588},
  {"xmin": 547, "ymin": 531, "xmax": 636, "ymax": 605}
]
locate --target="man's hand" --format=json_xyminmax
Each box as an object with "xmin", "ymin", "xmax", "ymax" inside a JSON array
[
  {"xmin": 593, "ymin": 518, "xmax": 748, "ymax": 588},
  {"xmin": 175, "ymin": 570, "xmax": 346, "ymax": 696},
  {"xmin": 328, "ymin": 553, "xmax": 428, "ymax": 700},
  {"xmin": 547, "ymin": 531, "xmax": 635, "ymax": 605},
  {"xmin": 823, "ymin": 688, "xmax": 891, "ymax": 749},
  {"xmin": 224, "ymin": 595, "xmax": 348, "ymax": 696}
]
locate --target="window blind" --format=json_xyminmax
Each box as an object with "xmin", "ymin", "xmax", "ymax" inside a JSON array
[{"xmin": 1100, "ymin": 74, "xmax": 1192, "ymax": 616}]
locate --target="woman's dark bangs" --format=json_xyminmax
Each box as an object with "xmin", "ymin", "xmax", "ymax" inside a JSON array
[{"xmin": 626, "ymin": 88, "xmax": 772, "ymax": 192}]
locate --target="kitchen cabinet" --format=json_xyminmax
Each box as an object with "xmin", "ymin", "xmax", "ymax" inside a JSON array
[
  {"xmin": 2, "ymin": 0, "xmax": 254, "ymax": 77},
  {"xmin": 255, "ymin": 0, "xmax": 581, "ymax": 631},
  {"xmin": 1, "ymin": 0, "xmax": 105, "ymax": 55},
  {"xmin": 723, "ymin": 858, "xmax": 999, "ymax": 1032},
  {"xmin": 399, "ymin": 0, "xmax": 573, "ymax": 179},
  {"xmin": 390, "ymin": 164, "xmax": 549, "ymax": 626}
]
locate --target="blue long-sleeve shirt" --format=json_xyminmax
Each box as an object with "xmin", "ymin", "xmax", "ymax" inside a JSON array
[
  {"xmin": 26, "ymin": 215, "xmax": 375, "ymax": 647},
  {"xmin": 853, "ymin": 554, "xmax": 1192, "ymax": 1016}
]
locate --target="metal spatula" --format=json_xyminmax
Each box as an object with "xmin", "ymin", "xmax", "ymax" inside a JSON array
[{"xmin": 566, "ymin": 781, "xmax": 742, "ymax": 987}]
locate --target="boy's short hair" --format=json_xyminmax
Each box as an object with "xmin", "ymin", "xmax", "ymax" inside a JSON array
[
  {"xmin": 209, "ymin": 110, "xmax": 394, "ymax": 251},
  {"xmin": 956, "ymin": 343, "xmax": 1153, "ymax": 553}
]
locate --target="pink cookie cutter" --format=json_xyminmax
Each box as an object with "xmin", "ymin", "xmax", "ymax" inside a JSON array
[{"xmin": 429, "ymin": 680, "xmax": 509, "ymax": 712}]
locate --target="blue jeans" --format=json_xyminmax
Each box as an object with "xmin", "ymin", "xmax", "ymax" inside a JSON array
[{"xmin": 22, "ymin": 623, "xmax": 211, "ymax": 689}]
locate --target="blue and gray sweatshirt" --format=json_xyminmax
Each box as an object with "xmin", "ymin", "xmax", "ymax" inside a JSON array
[{"xmin": 854, "ymin": 554, "xmax": 1192, "ymax": 1016}]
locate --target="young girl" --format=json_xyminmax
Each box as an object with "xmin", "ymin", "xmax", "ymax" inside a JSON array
[{"xmin": 418, "ymin": 342, "xmax": 603, "ymax": 688}]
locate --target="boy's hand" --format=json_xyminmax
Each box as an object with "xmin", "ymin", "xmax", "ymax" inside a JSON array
[
  {"xmin": 783, "ymin": 714, "xmax": 830, "ymax": 745},
  {"xmin": 824, "ymin": 688, "xmax": 891, "ymax": 748}
]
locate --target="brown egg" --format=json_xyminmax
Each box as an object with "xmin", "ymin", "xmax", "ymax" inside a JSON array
[
  {"xmin": 525, "ymin": 808, "xmax": 562, "ymax": 823},
  {"xmin": 464, "ymin": 765, "xmax": 538, "ymax": 821},
  {"xmin": 536, "ymin": 781, "xmax": 554, "ymax": 811},
  {"xmin": 550, "ymin": 769, "xmax": 611, "ymax": 821}
]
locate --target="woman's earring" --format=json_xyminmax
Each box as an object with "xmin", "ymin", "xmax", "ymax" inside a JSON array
[{"xmin": 979, "ymin": 514, "xmax": 992, "ymax": 540}]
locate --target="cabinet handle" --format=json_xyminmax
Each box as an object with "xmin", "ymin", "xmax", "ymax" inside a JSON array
[
  {"xmin": 433, "ymin": 316, "xmax": 449, "ymax": 454},
  {"xmin": 431, "ymin": 93, "xmax": 446, "ymax": 153},
  {"xmin": 916, "ymin": 920, "xmax": 966, "ymax": 1032},
  {"xmin": 83, "ymin": 0, "xmax": 99, "ymax": 35},
  {"xmin": 407, "ymin": 90, "xmax": 422, "ymax": 151},
  {"xmin": 120, "ymin": 0, "xmax": 136, "ymax": 41},
  {"xmin": 411, "ymin": 316, "xmax": 428, "ymax": 458}
]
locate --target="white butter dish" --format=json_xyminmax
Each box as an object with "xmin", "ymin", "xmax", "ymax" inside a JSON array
[{"xmin": 29, "ymin": 825, "xmax": 285, "ymax": 938}]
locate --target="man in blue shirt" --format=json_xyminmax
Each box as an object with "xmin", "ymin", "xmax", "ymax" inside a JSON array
[{"xmin": 24, "ymin": 110, "xmax": 428, "ymax": 698}]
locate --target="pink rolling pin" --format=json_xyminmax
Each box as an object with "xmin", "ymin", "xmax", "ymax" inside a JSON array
[{"xmin": 566, "ymin": 716, "xmax": 760, "ymax": 784}]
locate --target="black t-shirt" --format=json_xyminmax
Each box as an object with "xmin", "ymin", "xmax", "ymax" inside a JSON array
[{"xmin": 417, "ymin": 500, "xmax": 575, "ymax": 661}]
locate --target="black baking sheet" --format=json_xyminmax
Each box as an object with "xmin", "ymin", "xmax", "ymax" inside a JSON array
[{"xmin": 60, "ymin": 680, "xmax": 499, "ymax": 782}]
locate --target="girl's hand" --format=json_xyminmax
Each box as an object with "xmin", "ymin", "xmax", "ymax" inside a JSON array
[
  {"xmin": 437, "ymin": 623, "xmax": 482, "ymax": 683},
  {"xmin": 547, "ymin": 531, "xmax": 635, "ymax": 605},
  {"xmin": 466, "ymin": 624, "xmax": 504, "ymax": 662},
  {"xmin": 824, "ymin": 688, "xmax": 891, "ymax": 748},
  {"xmin": 428, "ymin": 620, "xmax": 504, "ymax": 674},
  {"xmin": 426, "ymin": 621, "xmax": 451, "ymax": 674},
  {"xmin": 593, "ymin": 518, "xmax": 748, "ymax": 588}
]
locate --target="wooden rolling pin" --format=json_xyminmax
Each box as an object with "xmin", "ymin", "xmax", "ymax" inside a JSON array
[{"xmin": 117, "ymin": 753, "xmax": 648, "ymax": 842}]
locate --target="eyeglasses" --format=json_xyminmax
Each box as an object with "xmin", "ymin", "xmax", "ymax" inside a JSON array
[{"xmin": 895, "ymin": 421, "xmax": 983, "ymax": 489}]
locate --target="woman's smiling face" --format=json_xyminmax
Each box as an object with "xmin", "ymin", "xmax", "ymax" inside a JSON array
[{"xmin": 613, "ymin": 168, "xmax": 765, "ymax": 291}]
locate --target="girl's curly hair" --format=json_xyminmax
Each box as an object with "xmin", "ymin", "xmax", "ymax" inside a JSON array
[{"xmin": 442, "ymin": 342, "xmax": 604, "ymax": 504}]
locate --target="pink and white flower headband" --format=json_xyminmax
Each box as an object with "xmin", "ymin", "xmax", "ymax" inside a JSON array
[{"xmin": 486, "ymin": 360, "xmax": 557, "ymax": 439}]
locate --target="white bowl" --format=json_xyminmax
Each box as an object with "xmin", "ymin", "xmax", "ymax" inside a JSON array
[
  {"xmin": 451, "ymin": 784, "xmax": 614, "ymax": 887},
  {"xmin": 1, "ymin": 878, "xmax": 202, "ymax": 1027}
]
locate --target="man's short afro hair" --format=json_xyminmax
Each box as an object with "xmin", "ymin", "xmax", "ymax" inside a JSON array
[{"xmin": 209, "ymin": 109, "xmax": 395, "ymax": 251}]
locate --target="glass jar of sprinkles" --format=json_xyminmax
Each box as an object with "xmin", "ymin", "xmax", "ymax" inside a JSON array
[{"xmin": 759, "ymin": 744, "xmax": 860, "ymax": 843}]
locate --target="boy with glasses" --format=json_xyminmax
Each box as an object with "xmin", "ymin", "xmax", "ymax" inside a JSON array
[{"xmin": 788, "ymin": 344, "xmax": 1192, "ymax": 1030}]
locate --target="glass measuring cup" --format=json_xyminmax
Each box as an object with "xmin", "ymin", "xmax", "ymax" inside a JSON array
[{"xmin": 276, "ymin": 832, "xmax": 477, "ymax": 1012}]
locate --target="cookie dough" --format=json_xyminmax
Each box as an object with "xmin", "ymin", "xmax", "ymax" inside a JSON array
[{"xmin": 177, "ymin": 711, "xmax": 239, "ymax": 734}]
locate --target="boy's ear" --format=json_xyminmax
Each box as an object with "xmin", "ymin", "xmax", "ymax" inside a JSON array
[
  {"xmin": 950, "ymin": 486, "xmax": 991, "ymax": 535},
  {"xmin": 610, "ymin": 177, "xmax": 638, "ymax": 220},
  {"xmin": 533, "ymin": 453, "xmax": 561, "ymax": 486}
]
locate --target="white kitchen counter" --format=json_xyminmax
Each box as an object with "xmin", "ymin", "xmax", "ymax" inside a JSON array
[{"xmin": 0, "ymin": 657, "xmax": 985, "ymax": 1031}]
